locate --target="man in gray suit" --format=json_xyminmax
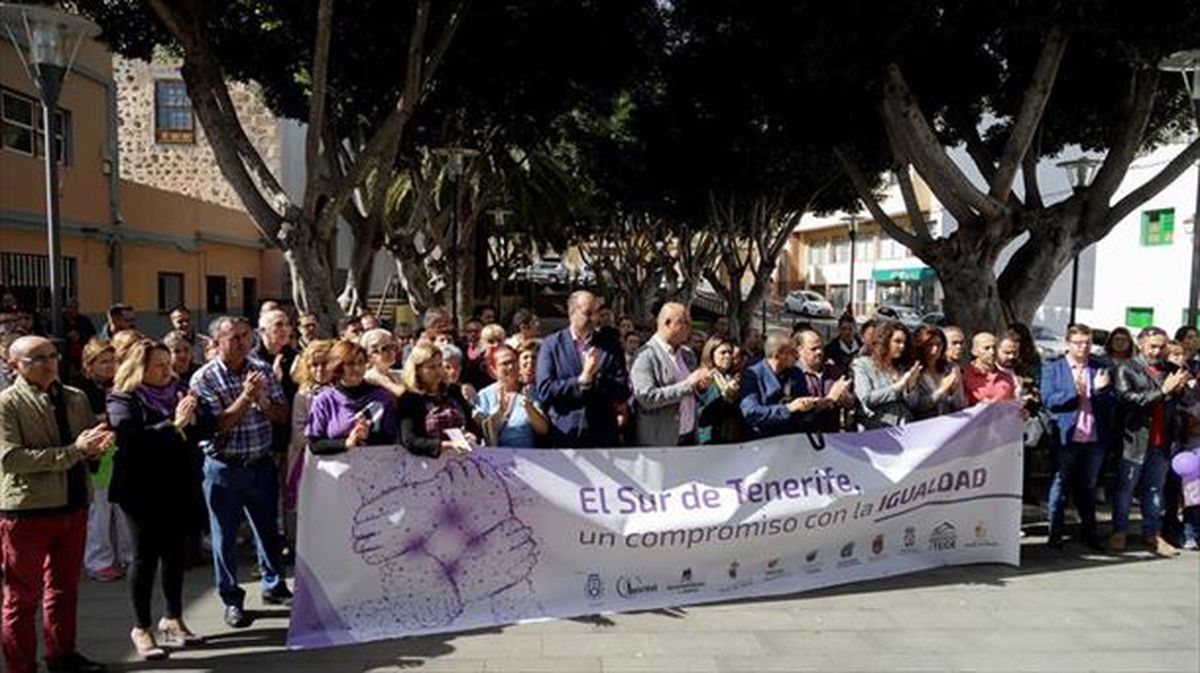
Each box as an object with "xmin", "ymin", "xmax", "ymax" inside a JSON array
[{"xmin": 630, "ymin": 303, "xmax": 711, "ymax": 446}]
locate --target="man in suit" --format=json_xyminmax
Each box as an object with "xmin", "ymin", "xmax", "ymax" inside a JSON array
[
  {"xmin": 535, "ymin": 291, "xmax": 629, "ymax": 447},
  {"xmin": 740, "ymin": 331, "xmax": 846, "ymax": 439},
  {"xmin": 1040, "ymin": 323, "xmax": 1117, "ymax": 550},
  {"xmin": 630, "ymin": 303, "xmax": 711, "ymax": 447}
]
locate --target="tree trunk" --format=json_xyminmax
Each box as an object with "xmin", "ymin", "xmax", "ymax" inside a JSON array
[
  {"xmin": 284, "ymin": 224, "xmax": 342, "ymax": 335},
  {"xmin": 928, "ymin": 247, "xmax": 1009, "ymax": 337},
  {"xmin": 392, "ymin": 244, "xmax": 440, "ymax": 315},
  {"xmin": 338, "ymin": 226, "xmax": 382, "ymax": 316},
  {"xmin": 998, "ymin": 225, "xmax": 1076, "ymax": 328}
]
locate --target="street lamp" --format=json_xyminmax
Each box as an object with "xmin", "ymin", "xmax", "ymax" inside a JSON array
[
  {"xmin": 1056, "ymin": 156, "xmax": 1101, "ymax": 325},
  {"xmin": 841, "ymin": 214, "xmax": 860, "ymax": 316},
  {"xmin": 1160, "ymin": 49, "xmax": 1200, "ymax": 328},
  {"xmin": 432, "ymin": 146, "xmax": 478, "ymax": 325},
  {"xmin": 1, "ymin": 4, "xmax": 99, "ymax": 339}
]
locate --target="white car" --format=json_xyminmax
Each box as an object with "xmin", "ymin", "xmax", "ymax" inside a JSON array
[
  {"xmin": 522, "ymin": 259, "xmax": 569, "ymax": 285},
  {"xmin": 784, "ymin": 290, "xmax": 834, "ymax": 318}
]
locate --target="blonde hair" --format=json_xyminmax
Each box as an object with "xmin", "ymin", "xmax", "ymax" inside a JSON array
[
  {"xmin": 293, "ymin": 339, "xmax": 336, "ymax": 393},
  {"xmin": 359, "ymin": 328, "xmax": 394, "ymax": 354},
  {"xmin": 112, "ymin": 339, "xmax": 169, "ymax": 393},
  {"xmin": 480, "ymin": 323, "xmax": 506, "ymax": 345},
  {"xmin": 111, "ymin": 329, "xmax": 146, "ymax": 363},
  {"xmin": 401, "ymin": 342, "xmax": 442, "ymax": 394},
  {"xmin": 81, "ymin": 338, "xmax": 115, "ymax": 377}
]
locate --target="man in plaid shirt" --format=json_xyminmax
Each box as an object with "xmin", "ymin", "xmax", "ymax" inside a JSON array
[{"xmin": 190, "ymin": 316, "xmax": 291, "ymax": 629}]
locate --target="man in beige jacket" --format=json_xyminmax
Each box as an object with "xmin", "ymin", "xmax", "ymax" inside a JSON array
[{"xmin": 0, "ymin": 336, "xmax": 113, "ymax": 673}]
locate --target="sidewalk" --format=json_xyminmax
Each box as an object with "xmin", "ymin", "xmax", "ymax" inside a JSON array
[{"xmin": 74, "ymin": 536, "xmax": 1198, "ymax": 673}]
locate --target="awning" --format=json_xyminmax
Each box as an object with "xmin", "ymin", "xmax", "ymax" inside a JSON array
[{"xmin": 872, "ymin": 267, "xmax": 936, "ymax": 282}]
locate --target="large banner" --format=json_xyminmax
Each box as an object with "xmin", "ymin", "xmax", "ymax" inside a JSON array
[{"xmin": 287, "ymin": 403, "xmax": 1023, "ymax": 649}]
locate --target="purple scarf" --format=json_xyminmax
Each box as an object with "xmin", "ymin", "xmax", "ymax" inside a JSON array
[{"xmin": 136, "ymin": 380, "xmax": 183, "ymax": 420}]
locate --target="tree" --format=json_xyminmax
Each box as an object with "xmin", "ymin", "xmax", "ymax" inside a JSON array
[
  {"xmin": 821, "ymin": 0, "xmax": 1200, "ymax": 333},
  {"xmin": 79, "ymin": 0, "xmax": 467, "ymax": 331}
]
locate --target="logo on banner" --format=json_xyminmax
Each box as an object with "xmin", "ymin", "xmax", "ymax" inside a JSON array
[
  {"xmin": 837, "ymin": 541, "xmax": 861, "ymax": 568},
  {"xmin": 585, "ymin": 573, "xmax": 604, "ymax": 600},
  {"xmin": 727, "ymin": 560, "xmax": 740, "ymax": 579},
  {"xmin": 902, "ymin": 526, "xmax": 917, "ymax": 551},
  {"xmin": 765, "ymin": 557, "xmax": 786, "ymax": 580},
  {"xmin": 667, "ymin": 568, "xmax": 705, "ymax": 594},
  {"xmin": 872, "ymin": 534, "xmax": 885, "ymax": 555},
  {"xmin": 966, "ymin": 520, "xmax": 998, "ymax": 548},
  {"xmin": 616, "ymin": 576, "xmax": 658, "ymax": 599},
  {"xmin": 840, "ymin": 542, "xmax": 855, "ymax": 558},
  {"xmin": 805, "ymin": 549, "xmax": 818, "ymax": 563},
  {"xmin": 929, "ymin": 522, "xmax": 958, "ymax": 551}
]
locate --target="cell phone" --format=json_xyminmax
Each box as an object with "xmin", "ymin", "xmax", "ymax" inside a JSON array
[{"xmin": 355, "ymin": 400, "xmax": 385, "ymax": 429}]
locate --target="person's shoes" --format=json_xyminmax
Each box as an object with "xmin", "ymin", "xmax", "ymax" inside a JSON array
[
  {"xmin": 157, "ymin": 617, "xmax": 204, "ymax": 646},
  {"xmin": 1107, "ymin": 532, "xmax": 1126, "ymax": 552},
  {"xmin": 87, "ymin": 565, "xmax": 124, "ymax": 582},
  {"xmin": 1046, "ymin": 534, "xmax": 1064, "ymax": 549},
  {"xmin": 46, "ymin": 651, "xmax": 108, "ymax": 672},
  {"xmin": 1083, "ymin": 536, "xmax": 1107, "ymax": 553},
  {"xmin": 223, "ymin": 605, "xmax": 252, "ymax": 629},
  {"xmin": 1183, "ymin": 539, "xmax": 1199, "ymax": 551},
  {"xmin": 130, "ymin": 628, "xmax": 167, "ymax": 661},
  {"xmin": 262, "ymin": 585, "xmax": 294, "ymax": 606},
  {"xmin": 1145, "ymin": 535, "xmax": 1181, "ymax": 558}
]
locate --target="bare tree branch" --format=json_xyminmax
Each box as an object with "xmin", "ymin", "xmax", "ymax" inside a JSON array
[
  {"xmin": 1020, "ymin": 150, "xmax": 1044, "ymax": 210},
  {"xmin": 1082, "ymin": 68, "xmax": 1159, "ymax": 227},
  {"xmin": 301, "ymin": 0, "xmax": 335, "ymax": 224},
  {"xmin": 959, "ymin": 120, "xmax": 997, "ymax": 184},
  {"xmin": 989, "ymin": 26, "xmax": 1068, "ymax": 201},
  {"xmin": 1104, "ymin": 135, "xmax": 1200, "ymax": 230},
  {"xmin": 835, "ymin": 149, "xmax": 922, "ymax": 251},
  {"xmin": 893, "ymin": 164, "xmax": 933, "ymax": 242}
]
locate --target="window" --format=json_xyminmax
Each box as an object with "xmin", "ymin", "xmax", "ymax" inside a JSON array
[
  {"xmin": 1, "ymin": 88, "xmax": 70, "ymax": 163},
  {"xmin": 157, "ymin": 272, "xmax": 184, "ymax": 312},
  {"xmin": 831, "ymin": 238, "xmax": 850, "ymax": 264},
  {"xmin": 155, "ymin": 80, "xmax": 195, "ymax": 144},
  {"xmin": 1140, "ymin": 208, "xmax": 1174, "ymax": 246},
  {"xmin": 0, "ymin": 252, "xmax": 77, "ymax": 312},
  {"xmin": 1126, "ymin": 306, "xmax": 1154, "ymax": 328},
  {"xmin": 855, "ymin": 234, "xmax": 876, "ymax": 262}
]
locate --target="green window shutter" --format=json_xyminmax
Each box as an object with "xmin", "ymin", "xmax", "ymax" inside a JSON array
[
  {"xmin": 1126, "ymin": 306, "xmax": 1154, "ymax": 328},
  {"xmin": 1140, "ymin": 208, "xmax": 1175, "ymax": 246}
]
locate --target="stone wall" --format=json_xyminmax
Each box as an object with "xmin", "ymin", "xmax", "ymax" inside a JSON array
[{"xmin": 114, "ymin": 54, "xmax": 282, "ymax": 211}]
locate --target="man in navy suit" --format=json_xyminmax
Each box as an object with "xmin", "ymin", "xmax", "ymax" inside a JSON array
[
  {"xmin": 535, "ymin": 290, "xmax": 629, "ymax": 447},
  {"xmin": 1040, "ymin": 323, "xmax": 1117, "ymax": 550},
  {"xmin": 739, "ymin": 331, "xmax": 847, "ymax": 439}
]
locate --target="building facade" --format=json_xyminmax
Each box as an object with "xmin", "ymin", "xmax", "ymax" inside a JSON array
[{"xmin": 1, "ymin": 38, "xmax": 285, "ymax": 337}]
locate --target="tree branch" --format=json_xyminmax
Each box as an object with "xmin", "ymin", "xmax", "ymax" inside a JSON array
[
  {"xmin": 835, "ymin": 149, "xmax": 922, "ymax": 252},
  {"xmin": 893, "ymin": 164, "xmax": 933, "ymax": 242},
  {"xmin": 881, "ymin": 64, "xmax": 1004, "ymax": 222},
  {"xmin": 990, "ymin": 26, "xmax": 1068, "ymax": 201},
  {"xmin": 301, "ymin": 0, "xmax": 335, "ymax": 224},
  {"xmin": 959, "ymin": 120, "xmax": 997, "ymax": 184},
  {"xmin": 1083, "ymin": 69, "xmax": 1159, "ymax": 226},
  {"xmin": 1104, "ymin": 135, "xmax": 1200, "ymax": 230},
  {"xmin": 1021, "ymin": 150, "xmax": 1044, "ymax": 210}
]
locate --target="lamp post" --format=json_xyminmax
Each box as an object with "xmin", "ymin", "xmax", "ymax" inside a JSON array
[
  {"xmin": 1, "ymin": 4, "xmax": 99, "ymax": 338},
  {"xmin": 1160, "ymin": 49, "xmax": 1200, "ymax": 328},
  {"xmin": 841, "ymin": 214, "xmax": 860, "ymax": 316},
  {"xmin": 1056, "ymin": 157, "xmax": 1101, "ymax": 325},
  {"xmin": 433, "ymin": 147, "xmax": 478, "ymax": 326}
]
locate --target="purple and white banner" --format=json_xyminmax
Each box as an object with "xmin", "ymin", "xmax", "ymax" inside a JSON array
[{"xmin": 287, "ymin": 403, "xmax": 1023, "ymax": 649}]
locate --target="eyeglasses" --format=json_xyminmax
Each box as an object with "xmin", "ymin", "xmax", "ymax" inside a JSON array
[
  {"xmin": 21, "ymin": 352, "xmax": 60, "ymax": 365},
  {"xmin": 374, "ymin": 344, "xmax": 398, "ymax": 353}
]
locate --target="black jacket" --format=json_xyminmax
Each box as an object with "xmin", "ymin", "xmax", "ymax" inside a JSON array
[{"xmin": 105, "ymin": 390, "xmax": 202, "ymax": 512}]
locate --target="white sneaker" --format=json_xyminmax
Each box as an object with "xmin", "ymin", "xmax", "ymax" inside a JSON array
[{"xmin": 1184, "ymin": 539, "xmax": 1199, "ymax": 551}]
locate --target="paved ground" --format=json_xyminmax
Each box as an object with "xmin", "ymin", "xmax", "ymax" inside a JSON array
[{"xmin": 72, "ymin": 530, "xmax": 1198, "ymax": 673}]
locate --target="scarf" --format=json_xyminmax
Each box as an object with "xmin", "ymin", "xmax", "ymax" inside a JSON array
[{"xmin": 137, "ymin": 380, "xmax": 181, "ymax": 420}]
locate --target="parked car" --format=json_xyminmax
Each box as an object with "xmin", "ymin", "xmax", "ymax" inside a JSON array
[
  {"xmin": 1031, "ymin": 324, "xmax": 1065, "ymax": 360},
  {"xmin": 784, "ymin": 290, "xmax": 835, "ymax": 318},
  {"xmin": 519, "ymin": 259, "xmax": 569, "ymax": 285},
  {"xmin": 921, "ymin": 311, "xmax": 947, "ymax": 326},
  {"xmin": 875, "ymin": 304, "xmax": 923, "ymax": 329}
]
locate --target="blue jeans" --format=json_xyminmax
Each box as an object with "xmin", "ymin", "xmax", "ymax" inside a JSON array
[
  {"xmin": 202, "ymin": 456, "xmax": 287, "ymax": 608},
  {"xmin": 1047, "ymin": 441, "xmax": 1105, "ymax": 539},
  {"xmin": 1112, "ymin": 450, "xmax": 1170, "ymax": 537}
]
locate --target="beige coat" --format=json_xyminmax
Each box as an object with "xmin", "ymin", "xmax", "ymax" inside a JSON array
[{"xmin": 0, "ymin": 376, "xmax": 95, "ymax": 512}]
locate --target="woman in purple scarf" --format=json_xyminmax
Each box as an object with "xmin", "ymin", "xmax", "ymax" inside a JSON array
[
  {"xmin": 106, "ymin": 340, "xmax": 204, "ymax": 660},
  {"xmin": 306, "ymin": 341, "xmax": 400, "ymax": 454}
]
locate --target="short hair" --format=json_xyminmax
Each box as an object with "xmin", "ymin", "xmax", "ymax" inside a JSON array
[
  {"xmin": 763, "ymin": 330, "xmax": 794, "ymax": 359},
  {"xmin": 517, "ymin": 339, "xmax": 540, "ymax": 359},
  {"xmin": 168, "ymin": 305, "xmax": 190, "ymax": 316},
  {"xmin": 1067, "ymin": 323, "xmax": 1093, "ymax": 339},
  {"xmin": 837, "ymin": 314, "xmax": 856, "ymax": 327},
  {"xmin": 107, "ymin": 302, "xmax": 133, "ymax": 319},
  {"xmin": 943, "ymin": 324, "xmax": 964, "ymax": 339},
  {"xmin": 210, "ymin": 315, "xmax": 251, "ymax": 339},
  {"xmin": 486, "ymin": 344, "xmax": 517, "ymax": 373},
  {"xmin": 340, "ymin": 316, "xmax": 362, "ymax": 334},
  {"xmin": 258, "ymin": 309, "xmax": 289, "ymax": 331},
  {"xmin": 162, "ymin": 329, "xmax": 193, "ymax": 350},
  {"xmin": 112, "ymin": 339, "xmax": 169, "ymax": 393},
  {"xmin": 511, "ymin": 309, "xmax": 537, "ymax": 331},
  {"xmin": 793, "ymin": 329, "xmax": 821, "ymax": 347},
  {"xmin": 567, "ymin": 290, "xmax": 595, "ymax": 314},
  {"xmin": 81, "ymin": 338, "xmax": 114, "ymax": 375},
  {"xmin": 401, "ymin": 342, "xmax": 442, "ymax": 393},
  {"xmin": 359, "ymin": 328, "xmax": 394, "ymax": 354},
  {"xmin": 422, "ymin": 307, "xmax": 449, "ymax": 331},
  {"xmin": 439, "ymin": 343, "xmax": 463, "ymax": 364},
  {"xmin": 1166, "ymin": 339, "xmax": 1184, "ymax": 352},
  {"xmin": 326, "ymin": 340, "xmax": 367, "ymax": 381},
  {"xmin": 1138, "ymin": 326, "xmax": 1167, "ymax": 340},
  {"xmin": 294, "ymin": 339, "xmax": 336, "ymax": 393},
  {"xmin": 480, "ymin": 323, "xmax": 506, "ymax": 344},
  {"xmin": 999, "ymin": 329, "xmax": 1022, "ymax": 345}
]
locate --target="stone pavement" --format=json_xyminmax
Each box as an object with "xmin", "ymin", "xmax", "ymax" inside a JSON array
[{"xmin": 72, "ymin": 535, "xmax": 1199, "ymax": 673}]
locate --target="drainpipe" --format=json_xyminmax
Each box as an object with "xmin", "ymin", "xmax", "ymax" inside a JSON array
[{"xmin": 105, "ymin": 75, "xmax": 123, "ymax": 303}]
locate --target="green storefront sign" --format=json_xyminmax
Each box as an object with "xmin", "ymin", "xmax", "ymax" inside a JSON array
[{"xmin": 872, "ymin": 267, "xmax": 936, "ymax": 282}]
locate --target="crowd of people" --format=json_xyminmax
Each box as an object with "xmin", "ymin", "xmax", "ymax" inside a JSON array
[{"xmin": 1, "ymin": 289, "xmax": 1198, "ymax": 672}]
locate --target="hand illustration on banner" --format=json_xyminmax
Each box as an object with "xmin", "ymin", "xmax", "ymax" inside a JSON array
[{"xmin": 345, "ymin": 455, "xmax": 540, "ymax": 633}]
